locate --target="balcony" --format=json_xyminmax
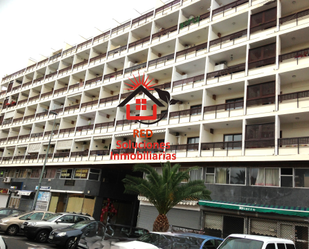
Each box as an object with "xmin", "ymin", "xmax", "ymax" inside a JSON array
[
  {"xmin": 93, "ymin": 31, "xmax": 110, "ymax": 44},
  {"xmin": 207, "ymin": 63, "xmax": 246, "ymax": 81},
  {"xmin": 245, "ymin": 139, "xmax": 274, "ymax": 149},
  {"xmin": 18, "ymin": 134, "xmax": 30, "ymax": 142},
  {"xmin": 30, "ymin": 132, "xmax": 44, "ymax": 141},
  {"xmin": 50, "ymin": 107, "xmax": 63, "ymax": 115},
  {"xmin": 94, "ymin": 121, "xmax": 115, "ymax": 133},
  {"xmin": 17, "ymin": 99, "xmax": 28, "ymax": 106},
  {"xmin": 25, "ymin": 153, "xmax": 39, "ymax": 162},
  {"xmin": 2, "ymin": 157, "xmax": 13, "ymax": 163},
  {"xmin": 99, "ymin": 95, "xmax": 119, "ymax": 107},
  {"xmin": 89, "ymin": 53, "xmax": 106, "ymax": 65},
  {"xmin": 112, "ymin": 148, "xmax": 135, "ymax": 154},
  {"xmin": 132, "ymin": 11, "xmax": 153, "ymax": 28},
  {"xmin": 49, "ymin": 52, "xmax": 62, "ymax": 62},
  {"xmin": 0, "ymin": 138, "xmax": 7, "ymax": 144},
  {"xmin": 58, "ymin": 127, "xmax": 76, "ymax": 137},
  {"xmin": 54, "ymin": 86, "xmax": 68, "ymax": 96},
  {"xmin": 23, "ymin": 114, "xmax": 35, "ymax": 123},
  {"xmin": 22, "ymin": 82, "xmax": 32, "ymax": 89},
  {"xmin": 278, "ymin": 136, "xmax": 309, "ymax": 155},
  {"xmin": 37, "ymin": 58, "xmax": 49, "ymax": 68},
  {"xmin": 212, "ymin": 0, "xmax": 249, "ymax": 19},
  {"xmin": 13, "ymin": 155, "xmax": 25, "ymax": 163},
  {"xmin": 70, "ymin": 151, "xmax": 89, "ymax": 160},
  {"xmin": 116, "ymin": 119, "xmax": 139, "ymax": 131},
  {"xmin": 85, "ymin": 76, "xmax": 102, "ymax": 88},
  {"xmin": 107, "ymin": 45, "xmax": 127, "ymax": 58},
  {"xmin": 279, "ymin": 89, "xmax": 309, "ymax": 109},
  {"xmin": 40, "ymin": 90, "xmax": 53, "ymax": 100},
  {"xmin": 89, "ymin": 150, "xmax": 110, "ymax": 160},
  {"xmin": 28, "ymin": 95, "xmax": 40, "ymax": 103},
  {"xmin": 155, "ymin": 0, "xmax": 180, "ymax": 16},
  {"xmin": 53, "ymin": 152, "xmax": 70, "ymax": 162},
  {"xmin": 111, "ymin": 21, "xmax": 130, "ymax": 35},
  {"xmin": 176, "ymin": 42, "xmax": 208, "ymax": 62},
  {"xmin": 7, "ymin": 136, "xmax": 18, "ymax": 144},
  {"xmin": 250, "ymin": 7, "xmax": 277, "ymax": 35},
  {"xmin": 201, "ymin": 141, "xmax": 242, "ymax": 157},
  {"xmin": 2, "ymin": 118, "xmax": 12, "ymax": 126},
  {"xmin": 209, "ymin": 29, "xmax": 247, "ymax": 50},
  {"xmin": 247, "ymin": 96, "xmax": 275, "ymax": 107},
  {"xmin": 124, "ymin": 62, "xmax": 147, "ymax": 76},
  {"xmin": 68, "ymin": 82, "xmax": 84, "ymax": 92},
  {"xmin": 151, "ymin": 25, "xmax": 177, "ymax": 42},
  {"xmin": 62, "ymin": 46, "xmax": 76, "ymax": 58},
  {"xmin": 45, "ymin": 71, "xmax": 57, "ymax": 81},
  {"xmin": 279, "ymin": 47, "xmax": 309, "ymax": 69},
  {"xmin": 76, "ymin": 124, "xmax": 94, "ymax": 136},
  {"xmin": 280, "ymin": 8, "xmax": 309, "ymax": 27},
  {"xmin": 58, "ymin": 66, "xmax": 72, "ymax": 76},
  {"xmin": 128, "ymin": 36, "xmax": 150, "ymax": 52},
  {"xmin": 167, "ymin": 143, "xmax": 199, "ymax": 158},
  {"xmin": 12, "ymin": 85, "xmax": 21, "ymax": 92},
  {"xmin": 81, "ymin": 100, "xmax": 99, "ymax": 110},
  {"xmin": 204, "ymin": 101, "xmax": 244, "ymax": 119},
  {"xmin": 169, "ymin": 107, "xmax": 202, "ymax": 124},
  {"xmin": 148, "ymin": 54, "xmax": 174, "ymax": 70},
  {"xmin": 172, "ymin": 74, "xmax": 204, "ymax": 92},
  {"xmin": 33, "ymin": 76, "xmax": 45, "ymax": 85},
  {"xmin": 73, "ymin": 60, "xmax": 88, "ymax": 71},
  {"xmin": 26, "ymin": 64, "xmax": 36, "ymax": 73},
  {"xmin": 103, "ymin": 70, "xmax": 124, "ymax": 82},
  {"xmin": 76, "ymin": 39, "xmax": 92, "ymax": 51},
  {"xmin": 64, "ymin": 104, "xmax": 80, "ymax": 113}
]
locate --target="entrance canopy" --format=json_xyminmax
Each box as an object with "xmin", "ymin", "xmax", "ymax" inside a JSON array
[{"xmin": 199, "ymin": 200, "xmax": 309, "ymax": 218}]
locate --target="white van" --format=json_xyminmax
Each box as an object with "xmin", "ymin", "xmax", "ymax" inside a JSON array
[{"xmin": 217, "ymin": 234, "xmax": 296, "ymax": 249}]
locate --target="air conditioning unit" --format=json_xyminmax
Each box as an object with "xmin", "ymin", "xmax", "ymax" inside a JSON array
[{"xmin": 3, "ymin": 177, "xmax": 11, "ymax": 183}]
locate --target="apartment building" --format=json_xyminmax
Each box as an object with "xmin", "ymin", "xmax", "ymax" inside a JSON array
[{"xmin": 1, "ymin": 0, "xmax": 309, "ymax": 246}]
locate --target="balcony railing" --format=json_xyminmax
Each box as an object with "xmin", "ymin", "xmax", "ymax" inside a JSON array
[
  {"xmin": 50, "ymin": 108, "xmax": 63, "ymax": 114},
  {"xmin": 173, "ymin": 74, "xmax": 204, "ymax": 88},
  {"xmin": 99, "ymin": 95, "xmax": 119, "ymax": 104},
  {"xmin": 90, "ymin": 150, "xmax": 110, "ymax": 156},
  {"xmin": 18, "ymin": 134, "xmax": 30, "ymax": 140},
  {"xmin": 111, "ymin": 21, "xmax": 130, "ymax": 34},
  {"xmin": 103, "ymin": 70, "xmax": 123, "ymax": 81},
  {"xmin": 12, "ymin": 85, "xmax": 21, "ymax": 92},
  {"xmin": 85, "ymin": 76, "xmax": 102, "ymax": 86},
  {"xmin": 247, "ymin": 96, "xmax": 275, "ymax": 107},
  {"xmin": 116, "ymin": 119, "xmax": 135, "ymax": 126},
  {"xmin": 0, "ymin": 138, "xmax": 7, "ymax": 143},
  {"xmin": 155, "ymin": 0, "xmax": 180, "ymax": 14},
  {"xmin": 26, "ymin": 64, "xmax": 36, "ymax": 72},
  {"xmin": 209, "ymin": 29, "xmax": 247, "ymax": 47},
  {"xmin": 107, "ymin": 45, "xmax": 127, "ymax": 57},
  {"xmin": 128, "ymin": 36, "xmax": 150, "ymax": 49},
  {"xmin": 54, "ymin": 86, "xmax": 68, "ymax": 94},
  {"xmin": 49, "ymin": 52, "xmax": 62, "ymax": 61},
  {"xmin": 30, "ymin": 132, "xmax": 44, "ymax": 138},
  {"xmin": 7, "ymin": 136, "xmax": 18, "ymax": 142},
  {"xmin": 278, "ymin": 136, "xmax": 309, "ymax": 154},
  {"xmin": 152, "ymin": 25, "xmax": 177, "ymax": 39},
  {"xmin": 45, "ymin": 71, "xmax": 57, "ymax": 80},
  {"xmin": 2, "ymin": 118, "xmax": 12, "ymax": 125},
  {"xmin": 132, "ymin": 11, "xmax": 153, "ymax": 26},
  {"xmin": 93, "ymin": 31, "xmax": 110, "ymax": 43},
  {"xmin": 73, "ymin": 60, "xmax": 88, "ymax": 70},
  {"xmin": 37, "ymin": 58, "xmax": 48, "ymax": 68},
  {"xmin": 25, "ymin": 154, "xmax": 39, "ymax": 160},
  {"xmin": 212, "ymin": 0, "xmax": 248, "ymax": 16},
  {"xmin": 169, "ymin": 107, "xmax": 202, "ymax": 119},
  {"xmin": 250, "ymin": 20, "xmax": 276, "ymax": 33},
  {"xmin": 77, "ymin": 39, "xmax": 92, "ymax": 50},
  {"xmin": 64, "ymin": 104, "xmax": 80, "ymax": 112},
  {"xmin": 149, "ymin": 82, "xmax": 171, "ymax": 94},
  {"xmin": 44, "ymin": 130, "xmax": 58, "ymax": 136},
  {"xmin": 202, "ymin": 141, "xmax": 242, "ymax": 150},
  {"xmin": 22, "ymin": 82, "xmax": 32, "ymax": 88},
  {"xmin": 168, "ymin": 143, "xmax": 199, "ymax": 151},
  {"xmin": 279, "ymin": 89, "xmax": 309, "ymax": 108},
  {"xmin": 81, "ymin": 100, "xmax": 99, "ymax": 108},
  {"xmin": 76, "ymin": 124, "xmax": 94, "ymax": 132},
  {"xmin": 95, "ymin": 121, "xmax": 115, "ymax": 129},
  {"xmin": 148, "ymin": 54, "xmax": 174, "ymax": 67},
  {"xmin": 280, "ymin": 8, "xmax": 309, "ymax": 25},
  {"xmin": 207, "ymin": 63, "xmax": 245, "ymax": 79},
  {"xmin": 204, "ymin": 101, "xmax": 244, "ymax": 113},
  {"xmin": 71, "ymin": 151, "xmax": 89, "ymax": 157},
  {"xmin": 59, "ymin": 127, "xmax": 76, "ymax": 134},
  {"xmin": 62, "ymin": 46, "xmax": 76, "ymax": 57},
  {"xmin": 279, "ymin": 47, "xmax": 309, "ymax": 62},
  {"xmin": 112, "ymin": 148, "xmax": 135, "ymax": 154},
  {"xmin": 69, "ymin": 82, "xmax": 84, "ymax": 90},
  {"xmin": 124, "ymin": 62, "xmax": 147, "ymax": 74},
  {"xmin": 39, "ymin": 153, "xmax": 53, "ymax": 159},
  {"xmin": 199, "ymin": 12, "xmax": 211, "ymax": 21},
  {"xmin": 58, "ymin": 66, "xmax": 72, "ymax": 74},
  {"xmin": 23, "ymin": 114, "xmax": 35, "ymax": 122},
  {"xmin": 17, "ymin": 99, "xmax": 28, "ymax": 105},
  {"xmin": 245, "ymin": 139, "xmax": 274, "ymax": 148},
  {"xmin": 40, "ymin": 90, "xmax": 53, "ymax": 99},
  {"xmin": 54, "ymin": 152, "xmax": 70, "ymax": 158},
  {"xmin": 89, "ymin": 53, "xmax": 106, "ymax": 63},
  {"xmin": 28, "ymin": 95, "xmax": 40, "ymax": 102},
  {"xmin": 176, "ymin": 42, "xmax": 208, "ymax": 58}
]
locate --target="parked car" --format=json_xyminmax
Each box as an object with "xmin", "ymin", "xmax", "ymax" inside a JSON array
[
  {"xmin": 111, "ymin": 241, "xmax": 159, "ymax": 249},
  {"xmin": 23, "ymin": 212, "xmax": 94, "ymax": 243},
  {"xmin": 217, "ymin": 234, "xmax": 295, "ymax": 249},
  {"xmin": 175, "ymin": 233, "xmax": 223, "ymax": 249},
  {"xmin": 0, "ymin": 208, "xmax": 25, "ymax": 219},
  {"xmin": 0, "ymin": 210, "xmax": 54, "ymax": 236},
  {"xmin": 0, "ymin": 234, "xmax": 7, "ymax": 249},
  {"xmin": 49, "ymin": 220, "xmax": 149, "ymax": 249}
]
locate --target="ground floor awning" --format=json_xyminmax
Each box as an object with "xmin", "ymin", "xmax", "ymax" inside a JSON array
[{"xmin": 199, "ymin": 200, "xmax": 309, "ymax": 218}]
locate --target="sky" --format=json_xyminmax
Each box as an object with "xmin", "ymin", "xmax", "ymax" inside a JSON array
[{"xmin": 0, "ymin": 0, "xmax": 167, "ymax": 80}]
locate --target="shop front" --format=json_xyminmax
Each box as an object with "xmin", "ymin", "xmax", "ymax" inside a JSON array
[{"xmin": 199, "ymin": 200, "xmax": 309, "ymax": 249}]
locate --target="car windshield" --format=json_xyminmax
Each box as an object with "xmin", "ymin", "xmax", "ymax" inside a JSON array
[
  {"xmin": 46, "ymin": 214, "xmax": 63, "ymax": 222},
  {"xmin": 138, "ymin": 233, "xmax": 161, "ymax": 243},
  {"xmin": 70, "ymin": 220, "xmax": 93, "ymax": 229},
  {"xmin": 218, "ymin": 237, "xmax": 263, "ymax": 249}
]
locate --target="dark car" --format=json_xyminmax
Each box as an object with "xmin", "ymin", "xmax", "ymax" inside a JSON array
[
  {"xmin": 0, "ymin": 208, "xmax": 25, "ymax": 219},
  {"xmin": 48, "ymin": 220, "xmax": 149, "ymax": 249}
]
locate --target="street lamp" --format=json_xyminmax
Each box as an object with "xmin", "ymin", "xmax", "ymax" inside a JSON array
[{"xmin": 31, "ymin": 111, "xmax": 58, "ymax": 210}]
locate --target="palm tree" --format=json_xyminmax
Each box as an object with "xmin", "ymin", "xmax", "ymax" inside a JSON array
[{"xmin": 122, "ymin": 161, "xmax": 211, "ymax": 232}]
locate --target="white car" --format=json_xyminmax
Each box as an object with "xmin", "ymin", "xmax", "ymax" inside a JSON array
[
  {"xmin": 0, "ymin": 235, "xmax": 7, "ymax": 249},
  {"xmin": 111, "ymin": 241, "xmax": 159, "ymax": 249}
]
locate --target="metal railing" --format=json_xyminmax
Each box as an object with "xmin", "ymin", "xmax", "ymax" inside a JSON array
[
  {"xmin": 45, "ymin": 71, "xmax": 57, "ymax": 80},
  {"xmin": 250, "ymin": 20, "xmax": 276, "ymax": 33},
  {"xmin": 212, "ymin": 0, "xmax": 248, "ymax": 16},
  {"xmin": 247, "ymin": 96, "xmax": 275, "ymax": 107},
  {"xmin": 85, "ymin": 76, "xmax": 102, "ymax": 86},
  {"xmin": 49, "ymin": 52, "xmax": 62, "ymax": 61},
  {"xmin": 279, "ymin": 89, "xmax": 309, "ymax": 108},
  {"xmin": 58, "ymin": 65, "xmax": 72, "ymax": 74},
  {"xmin": 28, "ymin": 95, "xmax": 40, "ymax": 102},
  {"xmin": 132, "ymin": 11, "xmax": 153, "ymax": 25},
  {"xmin": 81, "ymin": 100, "xmax": 99, "ymax": 108},
  {"xmin": 111, "ymin": 21, "xmax": 130, "ymax": 34},
  {"xmin": 77, "ymin": 39, "xmax": 92, "ymax": 50},
  {"xmin": 93, "ymin": 31, "xmax": 110, "ymax": 43},
  {"xmin": 95, "ymin": 121, "xmax": 115, "ymax": 129},
  {"xmin": 169, "ymin": 107, "xmax": 202, "ymax": 118},
  {"xmin": 279, "ymin": 47, "xmax": 309, "ymax": 63},
  {"xmin": 64, "ymin": 104, "xmax": 80, "ymax": 112},
  {"xmin": 280, "ymin": 8, "xmax": 309, "ymax": 25},
  {"xmin": 245, "ymin": 139, "xmax": 274, "ymax": 148},
  {"xmin": 204, "ymin": 101, "xmax": 244, "ymax": 117},
  {"xmin": 155, "ymin": 0, "xmax": 180, "ymax": 14},
  {"xmin": 90, "ymin": 150, "xmax": 110, "ymax": 156},
  {"xmin": 54, "ymin": 86, "xmax": 68, "ymax": 94},
  {"xmin": 73, "ymin": 60, "xmax": 88, "ymax": 70},
  {"xmin": 33, "ymin": 76, "xmax": 44, "ymax": 84},
  {"xmin": 129, "ymin": 36, "xmax": 150, "ymax": 49},
  {"xmin": 209, "ymin": 29, "xmax": 247, "ymax": 47},
  {"xmin": 168, "ymin": 143, "xmax": 199, "ymax": 151},
  {"xmin": 40, "ymin": 91, "xmax": 53, "ymax": 98},
  {"xmin": 148, "ymin": 54, "xmax": 174, "ymax": 67},
  {"xmin": 23, "ymin": 114, "xmax": 35, "ymax": 122},
  {"xmin": 99, "ymin": 95, "xmax": 119, "ymax": 104},
  {"xmin": 173, "ymin": 74, "xmax": 204, "ymax": 88},
  {"xmin": 124, "ymin": 62, "xmax": 147, "ymax": 74},
  {"xmin": 76, "ymin": 124, "xmax": 94, "ymax": 132},
  {"xmin": 62, "ymin": 46, "xmax": 76, "ymax": 57},
  {"xmin": 89, "ymin": 53, "xmax": 106, "ymax": 63},
  {"xmin": 59, "ymin": 127, "xmax": 75, "ymax": 135},
  {"xmin": 152, "ymin": 25, "xmax": 177, "ymax": 39},
  {"xmin": 176, "ymin": 42, "xmax": 208, "ymax": 58},
  {"xmin": 248, "ymin": 56, "xmax": 276, "ymax": 69},
  {"xmin": 103, "ymin": 70, "xmax": 123, "ymax": 81},
  {"xmin": 107, "ymin": 45, "xmax": 127, "ymax": 57},
  {"xmin": 68, "ymin": 82, "xmax": 84, "ymax": 90},
  {"xmin": 278, "ymin": 136, "xmax": 309, "ymax": 154},
  {"xmin": 207, "ymin": 63, "xmax": 245, "ymax": 79}
]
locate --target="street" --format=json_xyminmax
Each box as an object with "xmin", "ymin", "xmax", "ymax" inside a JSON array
[{"xmin": 1, "ymin": 234, "xmax": 56, "ymax": 249}]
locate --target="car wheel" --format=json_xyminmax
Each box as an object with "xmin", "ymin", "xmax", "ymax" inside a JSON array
[
  {"xmin": 6, "ymin": 225, "xmax": 19, "ymax": 236},
  {"xmin": 35, "ymin": 229, "xmax": 49, "ymax": 243},
  {"xmin": 66, "ymin": 237, "xmax": 79, "ymax": 249}
]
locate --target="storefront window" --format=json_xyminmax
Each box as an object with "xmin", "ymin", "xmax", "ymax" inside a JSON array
[
  {"xmin": 215, "ymin": 168, "xmax": 245, "ymax": 185},
  {"xmin": 294, "ymin": 169, "xmax": 309, "ymax": 187},
  {"xmin": 250, "ymin": 168, "xmax": 279, "ymax": 186},
  {"xmin": 89, "ymin": 169, "xmax": 101, "ymax": 180},
  {"xmin": 16, "ymin": 169, "xmax": 27, "ymax": 178},
  {"xmin": 74, "ymin": 169, "xmax": 89, "ymax": 179},
  {"xmin": 60, "ymin": 169, "xmax": 73, "ymax": 179}
]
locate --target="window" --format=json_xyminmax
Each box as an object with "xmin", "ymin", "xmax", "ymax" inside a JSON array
[
  {"xmin": 277, "ymin": 244, "xmax": 285, "ymax": 249},
  {"xmin": 89, "ymin": 169, "xmax": 100, "ymax": 180},
  {"xmin": 44, "ymin": 169, "xmax": 56, "ymax": 179},
  {"xmin": 16, "ymin": 169, "xmax": 27, "ymax": 178},
  {"xmin": 224, "ymin": 134, "xmax": 242, "ymax": 149},
  {"xmin": 294, "ymin": 169, "xmax": 309, "ymax": 187},
  {"xmin": 19, "ymin": 213, "xmax": 34, "ymax": 220},
  {"xmin": 246, "ymin": 123, "xmax": 274, "ymax": 141},
  {"xmin": 75, "ymin": 216, "xmax": 88, "ymax": 222},
  {"xmin": 187, "ymin": 137, "xmax": 199, "ymax": 144},
  {"xmin": 7, "ymin": 169, "xmax": 15, "ymax": 178},
  {"xmin": 247, "ymin": 81, "xmax": 275, "ymax": 106},
  {"xmin": 60, "ymin": 169, "xmax": 73, "ymax": 179},
  {"xmin": 250, "ymin": 8, "xmax": 277, "ymax": 31},
  {"xmin": 43, "ymin": 213, "xmax": 55, "ymax": 220},
  {"xmin": 28, "ymin": 212, "xmax": 44, "ymax": 220},
  {"xmin": 205, "ymin": 167, "xmax": 215, "ymax": 184},
  {"xmin": 265, "ymin": 244, "xmax": 276, "ymax": 249},
  {"xmin": 57, "ymin": 215, "xmax": 74, "ymax": 223},
  {"xmin": 250, "ymin": 168, "xmax": 279, "ymax": 186},
  {"xmin": 179, "ymin": 168, "xmax": 189, "ymax": 183},
  {"xmin": 226, "ymin": 98, "xmax": 243, "ymax": 110},
  {"xmin": 136, "ymin": 99, "xmax": 147, "ymax": 110},
  {"xmin": 30, "ymin": 169, "xmax": 41, "ymax": 178},
  {"xmin": 281, "ymin": 168, "xmax": 293, "ymax": 187},
  {"xmin": 215, "ymin": 168, "xmax": 246, "ymax": 185},
  {"xmin": 74, "ymin": 169, "xmax": 89, "ymax": 179},
  {"xmin": 190, "ymin": 105, "xmax": 202, "ymax": 115}
]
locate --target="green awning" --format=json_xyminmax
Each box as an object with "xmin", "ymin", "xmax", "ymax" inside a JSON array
[{"xmin": 199, "ymin": 200, "xmax": 309, "ymax": 218}]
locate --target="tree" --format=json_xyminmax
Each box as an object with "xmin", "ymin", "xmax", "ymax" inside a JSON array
[{"xmin": 122, "ymin": 161, "xmax": 211, "ymax": 232}]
